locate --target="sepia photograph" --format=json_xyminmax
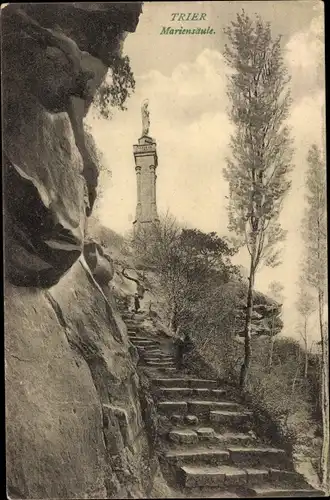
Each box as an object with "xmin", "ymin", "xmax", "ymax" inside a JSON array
[{"xmin": 2, "ymin": 1, "xmax": 328, "ymax": 498}]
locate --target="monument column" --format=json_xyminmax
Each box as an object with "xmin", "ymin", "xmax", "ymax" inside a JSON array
[
  {"xmin": 135, "ymin": 165, "xmax": 142, "ymax": 221},
  {"xmin": 150, "ymin": 164, "xmax": 158, "ymax": 219},
  {"xmin": 133, "ymin": 100, "xmax": 159, "ymax": 233}
]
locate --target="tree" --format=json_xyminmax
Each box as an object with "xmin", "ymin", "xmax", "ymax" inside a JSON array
[
  {"xmin": 301, "ymin": 143, "xmax": 328, "ymax": 488},
  {"xmin": 93, "ymin": 54, "xmax": 135, "ymax": 119},
  {"xmin": 295, "ymin": 276, "xmax": 317, "ymax": 378},
  {"xmin": 223, "ymin": 11, "xmax": 293, "ymax": 388},
  {"xmin": 133, "ymin": 213, "xmax": 238, "ymax": 334},
  {"xmin": 132, "ymin": 213, "xmax": 185, "ymax": 330},
  {"xmin": 267, "ymin": 281, "xmax": 284, "ymax": 370},
  {"xmin": 268, "ymin": 281, "xmax": 284, "ymax": 302}
]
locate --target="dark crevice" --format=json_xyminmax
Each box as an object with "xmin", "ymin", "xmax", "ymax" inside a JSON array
[
  {"xmin": 4, "ymin": 157, "xmax": 82, "ymax": 288},
  {"xmin": 45, "ymin": 291, "xmax": 67, "ymax": 329}
]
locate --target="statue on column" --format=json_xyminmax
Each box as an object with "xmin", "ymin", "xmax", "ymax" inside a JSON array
[{"xmin": 141, "ymin": 99, "xmax": 150, "ymax": 136}]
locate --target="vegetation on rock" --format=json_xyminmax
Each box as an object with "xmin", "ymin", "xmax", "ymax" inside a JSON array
[{"xmin": 93, "ymin": 55, "xmax": 136, "ymax": 119}]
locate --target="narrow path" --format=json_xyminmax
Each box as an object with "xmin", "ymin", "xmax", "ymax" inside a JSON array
[{"xmin": 123, "ymin": 311, "xmax": 323, "ymax": 498}]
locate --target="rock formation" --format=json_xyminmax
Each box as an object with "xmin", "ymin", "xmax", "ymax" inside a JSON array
[
  {"xmin": 3, "ymin": 3, "xmax": 172, "ymax": 499},
  {"xmin": 2, "ymin": 2, "xmax": 142, "ymax": 287}
]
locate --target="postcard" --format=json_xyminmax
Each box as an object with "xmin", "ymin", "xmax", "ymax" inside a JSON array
[{"xmin": 2, "ymin": 2, "xmax": 328, "ymax": 499}]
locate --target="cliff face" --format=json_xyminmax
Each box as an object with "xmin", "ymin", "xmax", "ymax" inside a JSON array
[
  {"xmin": 3, "ymin": 3, "xmax": 169, "ymax": 498},
  {"xmin": 2, "ymin": 2, "xmax": 141, "ymax": 287}
]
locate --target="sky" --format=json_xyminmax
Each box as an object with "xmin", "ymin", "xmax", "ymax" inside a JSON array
[{"xmin": 86, "ymin": 0, "xmax": 326, "ymax": 342}]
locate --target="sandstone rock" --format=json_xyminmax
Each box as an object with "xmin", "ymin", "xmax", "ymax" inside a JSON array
[
  {"xmin": 84, "ymin": 240, "xmax": 114, "ymax": 287},
  {"xmin": 170, "ymin": 414, "xmax": 184, "ymax": 425},
  {"xmin": 5, "ymin": 257, "xmax": 163, "ymax": 498},
  {"xmin": 3, "ymin": 3, "xmax": 172, "ymax": 498},
  {"xmin": 185, "ymin": 415, "xmax": 200, "ymax": 426},
  {"xmin": 17, "ymin": 3, "xmax": 143, "ymax": 66},
  {"xmin": 197, "ymin": 427, "xmax": 216, "ymax": 439},
  {"xmin": 3, "ymin": 132, "xmax": 85, "ymax": 288},
  {"xmin": 2, "ymin": 2, "xmax": 142, "ymax": 287},
  {"xmin": 5, "ymin": 278, "xmax": 108, "ymax": 499},
  {"xmin": 169, "ymin": 429, "xmax": 198, "ymax": 445}
]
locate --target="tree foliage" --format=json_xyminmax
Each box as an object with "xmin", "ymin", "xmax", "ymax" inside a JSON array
[
  {"xmin": 223, "ymin": 10, "xmax": 293, "ymax": 270},
  {"xmin": 223, "ymin": 10, "xmax": 293, "ymax": 387},
  {"xmin": 268, "ymin": 281, "xmax": 284, "ymax": 303},
  {"xmin": 295, "ymin": 277, "xmax": 317, "ymax": 378},
  {"xmin": 133, "ymin": 213, "xmax": 282, "ymax": 348},
  {"xmin": 301, "ymin": 144, "xmax": 327, "ymax": 294},
  {"xmin": 296, "ymin": 276, "xmax": 317, "ymax": 327},
  {"xmin": 133, "ymin": 213, "xmax": 240, "ymax": 333},
  {"xmin": 301, "ymin": 143, "xmax": 328, "ymax": 488},
  {"xmin": 93, "ymin": 54, "xmax": 135, "ymax": 119}
]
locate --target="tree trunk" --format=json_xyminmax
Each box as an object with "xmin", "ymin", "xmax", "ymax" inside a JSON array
[
  {"xmin": 291, "ymin": 347, "xmax": 301, "ymax": 395},
  {"xmin": 268, "ymin": 336, "xmax": 275, "ymax": 372},
  {"xmin": 268, "ymin": 314, "xmax": 275, "ymax": 372},
  {"xmin": 239, "ymin": 258, "xmax": 255, "ymax": 389},
  {"xmin": 170, "ymin": 301, "xmax": 178, "ymax": 332},
  {"xmin": 291, "ymin": 364, "xmax": 300, "ymax": 396},
  {"xmin": 304, "ymin": 318, "xmax": 308, "ymax": 378},
  {"xmin": 318, "ymin": 289, "xmax": 329, "ymax": 489}
]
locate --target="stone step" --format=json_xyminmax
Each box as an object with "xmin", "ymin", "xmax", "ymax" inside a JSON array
[
  {"xmin": 227, "ymin": 446, "xmax": 289, "ymax": 470},
  {"xmin": 166, "ymin": 414, "xmax": 201, "ymax": 426},
  {"xmin": 167, "ymin": 428, "xmax": 258, "ymax": 448},
  {"xmin": 130, "ymin": 339, "xmax": 159, "ymax": 345},
  {"xmin": 140, "ymin": 347, "xmax": 167, "ymax": 361},
  {"xmin": 215, "ymin": 432, "xmax": 257, "ymax": 446},
  {"xmin": 128, "ymin": 336, "xmax": 148, "ymax": 341},
  {"xmin": 145, "ymin": 354, "xmax": 174, "ymax": 359},
  {"xmin": 146, "ymin": 361, "xmax": 176, "ymax": 367},
  {"xmin": 196, "ymin": 427, "xmax": 217, "ymax": 440},
  {"xmin": 167, "ymin": 427, "xmax": 216, "ymax": 446},
  {"xmin": 187, "ymin": 401, "xmax": 242, "ymax": 415},
  {"xmin": 155, "ymin": 387, "xmax": 227, "ymax": 401},
  {"xmin": 152, "ymin": 378, "xmax": 218, "ymax": 389},
  {"xmin": 132, "ymin": 343, "xmax": 161, "ymax": 350},
  {"xmin": 158, "ymin": 401, "xmax": 188, "ymax": 415},
  {"xmin": 139, "ymin": 347, "xmax": 162, "ymax": 353},
  {"xmin": 245, "ymin": 485, "xmax": 324, "ymax": 497},
  {"xmin": 145, "ymin": 357, "xmax": 175, "ymax": 363},
  {"xmin": 148, "ymin": 349, "xmax": 173, "ymax": 355},
  {"xmin": 131, "ymin": 343, "xmax": 159, "ymax": 348},
  {"xmin": 178, "ymin": 464, "xmax": 269, "ymax": 489},
  {"xmin": 166, "ymin": 447, "xmax": 230, "ymax": 466},
  {"xmin": 157, "ymin": 400, "xmax": 243, "ymax": 417},
  {"xmin": 145, "ymin": 355, "xmax": 175, "ymax": 361},
  {"xmin": 180, "ymin": 489, "xmax": 240, "ymax": 498},
  {"xmin": 168, "ymin": 429, "xmax": 199, "ymax": 445},
  {"xmin": 210, "ymin": 410, "xmax": 253, "ymax": 431},
  {"xmin": 268, "ymin": 469, "xmax": 309, "ymax": 488}
]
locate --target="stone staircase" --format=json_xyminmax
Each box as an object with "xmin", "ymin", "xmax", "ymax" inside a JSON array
[{"xmin": 123, "ymin": 311, "xmax": 323, "ymax": 498}]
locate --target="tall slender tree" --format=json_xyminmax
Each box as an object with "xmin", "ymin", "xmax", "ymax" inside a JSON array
[
  {"xmin": 267, "ymin": 280, "xmax": 284, "ymax": 370},
  {"xmin": 295, "ymin": 276, "xmax": 317, "ymax": 378},
  {"xmin": 223, "ymin": 11, "xmax": 293, "ymax": 388},
  {"xmin": 301, "ymin": 143, "xmax": 328, "ymax": 488}
]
